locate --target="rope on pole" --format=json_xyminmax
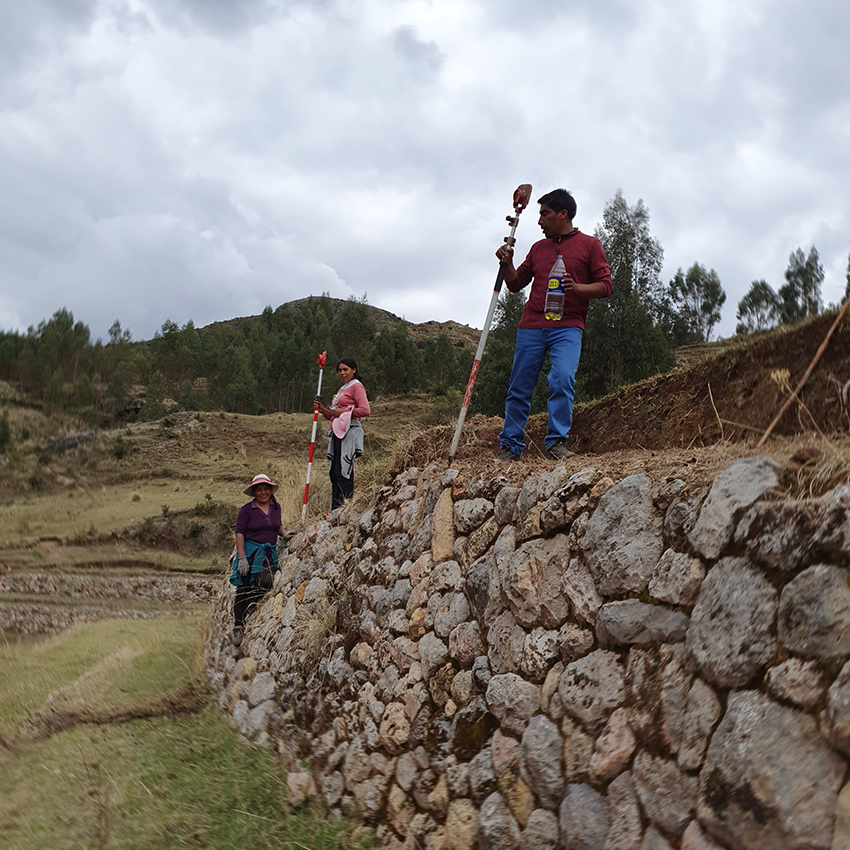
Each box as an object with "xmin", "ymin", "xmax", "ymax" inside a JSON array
[
  {"xmin": 449, "ymin": 184, "xmax": 532, "ymax": 459},
  {"xmin": 302, "ymin": 350, "xmax": 327, "ymax": 524}
]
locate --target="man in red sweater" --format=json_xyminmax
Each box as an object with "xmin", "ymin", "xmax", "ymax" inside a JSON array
[{"xmin": 496, "ymin": 189, "xmax": 613, "ymax": 461}]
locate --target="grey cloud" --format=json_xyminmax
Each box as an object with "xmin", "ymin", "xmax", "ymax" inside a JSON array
[
  {"xmin": 144, "ymin": 0, "xmax": 336, "ymax": 36},
  {"xmin": 0, "ymin": 0, "xmax": 96, "ymax": 91},
  {"xmin": 1, "ymin": 0, "xmax": 848, "ymax": 344},
  {"xmin": 472, "ymin": 0, "xmax": 639, "ymax": 36},
  {"xmin": 393, "ymin": 26, "xmax": 444, "ymax": 76}
]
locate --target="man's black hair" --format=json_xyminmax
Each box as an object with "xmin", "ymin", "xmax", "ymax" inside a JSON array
[{"xmin": 537, "ymin": 189, "xmax": 577, "ymax": 220}]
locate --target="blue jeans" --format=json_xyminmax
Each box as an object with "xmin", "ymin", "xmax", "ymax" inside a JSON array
[{"xmin": 499, "ymin": 326, "xmax": 583, "ymax": 453}]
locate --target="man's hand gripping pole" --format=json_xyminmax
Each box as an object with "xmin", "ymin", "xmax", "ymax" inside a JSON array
[{"xmin": 449, "ymin": 184, "xmax": 532, "ymax": 459}]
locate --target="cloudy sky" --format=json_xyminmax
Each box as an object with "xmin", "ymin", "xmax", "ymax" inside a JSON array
[{"xmin": 2, "ymin": 0, "xmax": 849, "ymax": 343}]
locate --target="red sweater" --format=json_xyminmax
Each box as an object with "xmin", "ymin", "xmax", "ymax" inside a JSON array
[{"xmin": 507, "ymin": 229, "xmax": 613, "ymax": 330}]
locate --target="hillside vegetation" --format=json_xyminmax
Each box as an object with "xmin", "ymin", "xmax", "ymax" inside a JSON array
[{"xmin": 2, "ymin": 307, "xmax": 850, "ymax": 847}]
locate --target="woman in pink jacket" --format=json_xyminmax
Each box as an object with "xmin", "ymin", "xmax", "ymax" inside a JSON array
[{"xmin": 314, "ymin": 358, "xmax": 371, "ymax": 510}]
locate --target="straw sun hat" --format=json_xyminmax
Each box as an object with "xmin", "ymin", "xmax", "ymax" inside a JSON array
[{"xmin": 244, "ymin": 473, "xmax": 279, "ymax": 496}]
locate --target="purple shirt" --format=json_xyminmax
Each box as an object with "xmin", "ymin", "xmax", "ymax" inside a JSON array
[{"xmin": 235, "ymin": 499, "xmax": 282, "ymax": 545}]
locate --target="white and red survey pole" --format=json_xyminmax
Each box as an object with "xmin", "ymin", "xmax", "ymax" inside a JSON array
[
  {"xmin": 302, "ymin": 350, "xmax": 327, "ymax": 524},
  {"xmin": 449, "ymin": 184, "xmax": 532, "ymax": 459}
]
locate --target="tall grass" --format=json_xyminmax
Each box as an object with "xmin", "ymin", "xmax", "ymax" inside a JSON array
[{"xmin": 0, "ymin": 618, "xmax": 372, "ymax": 850}]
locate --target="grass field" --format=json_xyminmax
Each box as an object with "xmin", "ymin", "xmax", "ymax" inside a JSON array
[
  {"xmin": 0, "ymin": 390, "xmax": 451, "ymax": 847},
  {"xmin": 0, "ymin": 398, "xmax": 434, "ymax": 566},
  {"xmin": 0, "ymin": 395, "xmax": 436, "ymax": 848},
  {"xmin": 0, "ymin": 617, "xmax": 372, "ymax": 850}
]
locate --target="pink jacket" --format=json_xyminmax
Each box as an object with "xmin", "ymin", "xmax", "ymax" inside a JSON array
[{"xmin": 327, "ymin": 379, "xmax": 371, "ymax": 421}]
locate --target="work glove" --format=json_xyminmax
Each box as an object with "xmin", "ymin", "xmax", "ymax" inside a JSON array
[{"xmin": 236, "ymin": 556, "xmax": 251, "ymax": 578}]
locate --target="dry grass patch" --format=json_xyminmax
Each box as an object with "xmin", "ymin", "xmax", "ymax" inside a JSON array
[
  {"xmin": 0, "ymin": 615, "xmax": 372, "ymax": 850},
  {"xmin": 0, "ymin": 616, "xmax": 204, "ymax": 736}
]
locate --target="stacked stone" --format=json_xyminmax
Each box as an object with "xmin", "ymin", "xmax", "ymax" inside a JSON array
[
  {"xmin": 205, "ymin": 457, "xmax": 850, "ymax": 850},
  {"xmin": 0, "ymin": 604, "xmax": 167, "ymax": 635},
  {"xmin": 0, "ymin": 573, "xmax": 216, "ymax": 603},
  {"xmin": 0, "ymin": 573, "xmax": 216, "ymax": 636}
]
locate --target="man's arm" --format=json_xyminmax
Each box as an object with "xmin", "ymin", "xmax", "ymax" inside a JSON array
[
  {"xmin": 563, "ymin": 278, "xmax": 611, "ymax": 299},
  {"xmin": 565, "ymin": 241, "xmax": 613, "ymax": 300}
]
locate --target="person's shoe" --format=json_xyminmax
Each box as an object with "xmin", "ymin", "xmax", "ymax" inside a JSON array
[
  {"xmin": 548, "ymin": 441, "xmax": 575, "ymax": 460},
  {"xmin": 499, "ymin": 446, "xmax": 521, "ymax": 462},
  {"xmin": 231, "ymin": 627, "xmax": 243, "ymax": 647}
]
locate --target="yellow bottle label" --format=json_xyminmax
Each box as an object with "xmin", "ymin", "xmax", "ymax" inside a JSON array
[{"xmin": 548, "ymin": 278, "xmax": 560, "ymax": 289}]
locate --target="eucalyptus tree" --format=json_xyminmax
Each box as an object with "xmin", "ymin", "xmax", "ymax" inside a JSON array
[
  {"xmin": 736, "ymin": 279, "xmax": 781, "ymax": 334},
  {"xmin": 778, "ymin": 247, "xmax": 824, "ymax": 323},
  {"xmin": 578, "ymin": 191, "xmax": 674, "ymax": 400},
  {"xmin": 668, "ymin": 263, "xmax": 726, "ymax": 343}
]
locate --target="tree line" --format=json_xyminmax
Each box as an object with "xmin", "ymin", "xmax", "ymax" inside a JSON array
[
  {"xmin": 0, "ymin": 297, "xmax": 474, "ymax": 423},
  {"xmin": 2, "ymin": 189, "xmax": 848, "ymax": 428}
]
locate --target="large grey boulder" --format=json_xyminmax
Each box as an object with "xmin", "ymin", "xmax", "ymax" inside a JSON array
[
  {"xmin": 488, "ymin": 610, "xmax": 526, "ymax": 675},
  {"xmin": 649, "ymin": 549, "xmax": 705, "ymax": 607},
  {"xmin": 469, "ymin": 748, "xmax": 497, "ymax": 804},
  {"xmin": 698, "ymin": 691, "xmax": 845, "ymax": 850},
  {"xmin": 589, "ymin": 708, "xmax": 636, "ymax": 781},
  {"xmin": 495, "ymin": 486, "xmax": 521, "ymax": 525},
  {"xmin": 605, "ymin": 771, "xmax": 643, "ymax": 850},
  {"xmin": 822, "ymin": 659, "xmax": 850, "ymax": 755},
  {"xmin": 688, "ymin": 456, "xmax": 780, "ymax": 559},
  {"xmin": 478, "ymin": 791, "xmax": 521, "ymax": 850},
  {"xmin": 523, "ymin": 809, "xmax": 560, "ymax": 850},
  {"xmin": 419, "ymin": 631, "xmax": 449, "ymax": 679},
  {"xmin": 560, "ymin": 783, "xmax": 609, "ymax": 850},
  {"xmin": 596, "ymin": 600, "xmax": 689, "ymax": 647},
  {"xmin": 686, "ymin": 557, "xmax": 777, "ymax": 688},
  {"xmin": 432, "ymin": 591, "xmax": 471, "ymax": 638},
  {"xmin": 766, "ymin": 657, "xmax": 826, "ymax": 708},
  {"xmin": 735, "ymin": 485, "xmax": 850, "ymax": 571},
  {"xmin": 563, "ymin": 560, "xmax": 603, "ymax": 625},
  {"xmin": 247, "ymin": 671, "xmax": 275, "ymax": 706},
  {"xmin": 633, "ymin": 750, "xmax": 697, "ymax": 839},
  {"xmin": 506, "ymin": 535, "xmax": 571, "ymax": 629},
  {"xmin": 486, "ymin": 673, "xmax": 540, "ymax": 736},
  {"xmin": 559, "ymin": 650, "xmax": 626, "ymax": 735},
  {"xmin": 677, "ymin": 679, "xmax": 721, "ymax": 772},
  {"xmin": 521, "ymin": 628, "xmax": 560, "ymax": 683},
  {"xmin": 581, "ymin": 475, "xmax": 664, "ymax": 595},
  {"xmin": 777, "ymin": 564, "xmax": 850, "ymax": 658},
  {"xmin": 520, "ymin": 715, "xmax": 564, "ymax": 809},
  {"xmin": 466, "ymin": 550, "xmax": 504, "ymax": 628},
  {"xmin": 455, "ymin": 498, "xmax": 494, "ymax": 535}
]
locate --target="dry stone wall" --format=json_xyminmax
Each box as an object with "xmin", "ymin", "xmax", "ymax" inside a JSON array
[
  {"xmin": 0, "ymin": 574, "xmax": 216, "ymax": 635},
  {"xmin": 204, "ymin": 456, "xmax": 850, "ymax": 850}
]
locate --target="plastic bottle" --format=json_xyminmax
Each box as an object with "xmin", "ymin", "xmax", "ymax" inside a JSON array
[{"xmin": 544, "ymin": 254, "xmax": 566, "ymax": 320}]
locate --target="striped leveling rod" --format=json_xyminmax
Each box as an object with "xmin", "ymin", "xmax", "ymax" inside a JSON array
[
  {"xmin": 302, "ymin": 350, "xmax": 327, "ymax": 524},
  {"xmin": 449, "ymin": 184, "xmax": 532, "ymax": 459}
]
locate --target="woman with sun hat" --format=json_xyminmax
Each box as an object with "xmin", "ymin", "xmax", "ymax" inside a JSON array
[{"xmin": 229, "ymin": 473, "xmax": 284, "ymax": 647}]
